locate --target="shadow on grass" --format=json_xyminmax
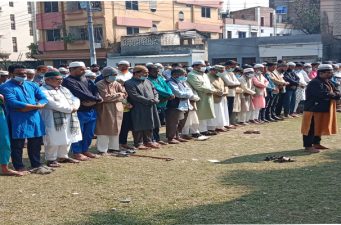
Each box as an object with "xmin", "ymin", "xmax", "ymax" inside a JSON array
[
  {"xmin": 219, "ymin": 148, "xmax": 311, "ymax": 164},
  {"xmin": 61, "ymin": 150, "xmax": 341, "ymax": 224}
]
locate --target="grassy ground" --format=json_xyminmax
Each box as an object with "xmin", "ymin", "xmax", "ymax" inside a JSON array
[{"xmin": 1, "ymin": 116, "xmax": 341, "ymax": 224}]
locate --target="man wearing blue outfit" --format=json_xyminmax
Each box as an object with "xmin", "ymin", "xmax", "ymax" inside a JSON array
[
  {"xmin": 62, "ymin": 61, "xmax": 103, "ymax": 161},
  {"xmin": 0, "ymin": 64, "xmax": 51, "ymax": 174}
]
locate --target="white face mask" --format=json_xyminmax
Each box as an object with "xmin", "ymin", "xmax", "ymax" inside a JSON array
[{"xmin": 200, "ymin": 67, "xmax": 207, "ymax": 72}]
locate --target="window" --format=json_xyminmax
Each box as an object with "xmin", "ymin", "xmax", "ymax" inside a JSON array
[
  {"xmin": 149, "ymin": 0, "xmax": 157, "ymax": 12},
  {"xmin": 238, "ymin": 31, "xmax": 246, "ymax": 38},
  {"xmin": 27, "ymin": 2, "xmax": 32, "ymax": 14},
  {"xmin": 201, "ymin": 7, "xmax": 211, "ymax": 18},
  {"xmin": 29, "ymin": 21, "xmax": 33, "ymax": 36},
  {"xmin": 227, "ymin": 31, "xmax": 232, "ymax": 39},
  {"xmin": 179, "ymin": 11, "xmax": 184, "ymax": 21},
  {"xmin": 9, "ymin": 1, "xmax": 13, "ymax": 7},
  {"xmin": 10, "ymin": 14, "xmax": 15, "ymax": 30},
  {"xmin": 270, "ymin": 13, "xmax": 273, "ymax": 27},
  {"xmin": 94, "ymin": 26, "xmax": 103, "ymax": 42},
  {"xmin": 46, "ymin": 29, "xmax": 61, "ymax": 42},
  {"xmin": 251, "ymin": 32, "xmax": 257, "ymax": 37},
  {"xmin": 44, "ymin": 2, "xmax": 59, "ymax": 13},
  {"xmin": 12, "ymin": 37, "xmax": 17, "ymax": 52},
  {"xmin": 151, "ymin": 24, "xmax": 157, "ymax": 32},
  {"xmin": 69, "ymin": 26, "xmax": 103, "ymax": 42},
  {"xmin": 126, "ymin": 1, "xmax": 138, "ymax": 10},
  {"xmin": 261, "ymin": 17, "xmax": 264, "ymax": 26},
  {"xmin": 127, "ymin": 27, "xmax": 139, "ymax": 35},
  {"xmin": 202, "ymin": 32, "xmax": 211, "ymax": 39}
]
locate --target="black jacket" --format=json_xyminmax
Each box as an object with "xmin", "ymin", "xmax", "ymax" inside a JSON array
[
  {"xmin": 304, "ymin": 77, "xmax": 341, "ymax": 112},
  {"xmin": 283, "ymin": 69, "xmax": 300, "ymax": 89}
]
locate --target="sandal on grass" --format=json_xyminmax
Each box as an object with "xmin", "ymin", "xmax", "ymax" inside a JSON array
[
  {"xmin": 29, "ymin": 166, "xmax": 53, "ymax": 175},
  {"xmin": 58, "ymin": 158, "xmax": 80, "ymax": 163},
  {"xmin": 47, "ymin": 161, "xmax": 61, "ymax": 168}
]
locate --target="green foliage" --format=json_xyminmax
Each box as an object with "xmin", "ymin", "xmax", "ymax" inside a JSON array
[
  {"xmin": 289, "ymin": 0, "xmax": 321, "ymax": 34},
  {"xmin": 26, "ymin": 43, "xmax": 39, "ymax": 59}
]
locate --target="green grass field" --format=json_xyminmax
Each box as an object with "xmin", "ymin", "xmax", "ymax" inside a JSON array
[{"xmin": 1, "ymin": 116, "xmax": 341, "ymax": 224}]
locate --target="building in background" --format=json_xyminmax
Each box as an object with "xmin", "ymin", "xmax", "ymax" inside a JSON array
[
  {"xmin": 320, "ymin": 0, "xmax": 341, "ymax": 61},
  {"xmin": 107, "ymin": 29, "xmax": 207, "ymax": 66},
  {"xmin": 0, "ymin": 1, "xmax": 37, "ymax": 64},
  {"xmin": 208, "ymin": 34, "xmax": 322, "ymax": 65},
  {"xmin": 223, "ymin": 6, "xmax": 303, "ymax": 39},
  {"xmin": 35, "ymin": 1, "xmax": 223, "ymax": 66},
  {"xmin": 269, "ymin": 0, "xmax": 296, "ymax": 23}
]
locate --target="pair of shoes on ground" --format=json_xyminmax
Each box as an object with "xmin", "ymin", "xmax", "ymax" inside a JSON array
[{"xmin": 29, "ymin": 165, "xmax": 55, "ymax": 175}]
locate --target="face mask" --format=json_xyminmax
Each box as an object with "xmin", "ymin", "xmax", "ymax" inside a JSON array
[
  {"xmin": 139, "ymin": 76, "xmax": 147, "ymax": 81},
  {"xmin": 13, "ymin": 76, "xmax": 26, "ymax": 83},
  {"xmin": 245, "ymin": 73, "xmax": 254, "ymax": 78},
  {"xmin": 159, "ymin": 68, "xmax": 164, "ymax": 73},
  {"xmin": 256, "ymin": 71, "xmax": 262, "ymax": 75},
  {"xmin": 306, "ymin": 68, "xmax": 312, "ymax": 73},
  {"xmin": 106, "ymin": 76, "xmax": 117, "ymax": 83},
  {"xmin": 200, "ymin": 67, "xmax": 207, "ymax": 72},
  {"xmin": 177, "ymin": 76, "xmax": 187, "ymax": 82},
  {"xmin": 217, "ymin": 72, "xmax": 225, "ymax": 77},
  {"xmin": 227, "ymin": 68, "xmax": 234, "ymax": 72}
]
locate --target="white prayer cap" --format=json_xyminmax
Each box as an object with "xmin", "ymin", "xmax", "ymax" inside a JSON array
[
  {"xmin": 243, "ymin": 68, "xmax": 254, "ymax": 73},
  {"xmin": 333, "ymin": 64, "xmax": 339, "ymax": 69},
  {"xmin": 304, "ymin": 63, "xmax": 312, "ymax": 67},
  {"xmin": 26, "ymin": 69, "xmax": 35, "ymax": 74},
  {"xmin": 154, "ymin": 63, "xmax": 163, "ymax": 68},
  {"xmin": 253, "ymin": 64, "xmax": 264, "ymax": 69},
  {"xmin": 187, "ymin": 67, "xmax": 193, "ymax": 71},
  {"xmin": 118, "ymin": 60, "xmax": 130, "ymax": 66},
  {"xmin": 84, "ymin": 70, "xmax": 96, "ymax": 77},
  {"xmin": 287, "ymin": 62, "xmax": 296, "ymax": 66},
  {"xmin": 102, "ymin": 66, "xmax": 118, "ymax": 77},
  {"xmin": 318, "ymin": 64, "xmax": 333, "ymax": 71},
  {"xmin": 58, "ymin": 67, "xmax": 68, "ymax": 72},
  {"xmin": 145, "ymin": 62, "xmax": 154, "ymax": 67},
  {"xmin": 69, "ymin": 61, "xmax": 86, "ymax": 68},
  {"xmin": 214, "ymin": 65, "xmax": 225, "ymax": 70},
  {"xmin": 334, "ymin": 72, "xmax": 341, "ymax": 78},
  {"xmin": 192, "ymin": 60, "xmax": 205, "ymax": 66},
  {"xmin": 0, "ymin": 70, "xmax": 9, "ymax": 76}
]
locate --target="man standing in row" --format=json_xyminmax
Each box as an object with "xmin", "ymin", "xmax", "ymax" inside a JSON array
[
  {"xmin": 187, "ymin": 60, "xmax": 216, "ymax": 136},
  {"xmin": 95, "ymin": 67, "xmax": 126, "ymax": 155},
  {"xmin": 62, "ymin": 62, "xmax": 103, "ymax": 161},
  {"xmin": 40, "ymin": 71, "xmax": 82, "ymax": 167},
  {"xmin": 0, "ymin": 64, "xmax": 51, "ymax": 174},
  {"xmin": 124, "ymin": 66, "xmax": 161, "ymax": 149}
]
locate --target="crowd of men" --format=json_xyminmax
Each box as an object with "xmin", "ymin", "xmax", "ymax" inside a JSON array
[{"xmin": 0, "ymin": 59, "xmax": 340, "ymax": 176}]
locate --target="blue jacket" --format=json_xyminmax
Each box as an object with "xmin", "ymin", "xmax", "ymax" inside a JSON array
[{"xmin": 0, "ymin": 80, "xmax": 48, "ymax": 139}]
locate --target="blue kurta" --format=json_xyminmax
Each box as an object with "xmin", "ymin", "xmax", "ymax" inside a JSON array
[
  {"xmin": 0, "ymin": 80, "xmax": 48, "ymax": 139},
  {"xmin": 0, "ymin": 105, "xmax": 11, "ymax": 165}
]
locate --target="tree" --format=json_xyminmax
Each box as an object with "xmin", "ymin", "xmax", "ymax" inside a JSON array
[
  {"xmin": 26, "ymin": 43, "xmax": 39, "ymax": 59},
  {"xmin": 288, "ymin": 0, "xmax": 320, "ymax": 34}
]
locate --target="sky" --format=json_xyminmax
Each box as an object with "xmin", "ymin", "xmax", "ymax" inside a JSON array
[{"xmin": 224, "ymin": 0, "xmax": 269, "ymax": 12}]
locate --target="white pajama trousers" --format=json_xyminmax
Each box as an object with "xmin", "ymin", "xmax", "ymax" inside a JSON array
[
  {"xmin": 252, "ymin": 109, "xmax": 260, "ymax": 120},
  {"xmin": 182, "ymin": 111, "xmax": 200, "ymax": 135},
  {"xmin": 207, "ymin": 99, "xmax": 230, "ymax": 130},
  {"xmin": 238, "ymin": 111, "xmax": 252, "ymax": 123},
  {"xmin": 96, "ymin": 135, "xmax": 119, "ymax": 153},
  {"xmin": 44, "ymin": 144, "xmax": 70, "ymax": 161},
  {"xmin": 199, "ymin": 120, "xmax": 209, "ymax": 132}
]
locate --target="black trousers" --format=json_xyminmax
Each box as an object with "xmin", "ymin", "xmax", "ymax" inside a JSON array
[
  {"xmin": 133, "ymin": 130, "xmax": 152, "ymax": 147},
  {"xmin": 11, "ymin": 137, "xmax": 42, "ymax": 170},
  {"xmin": 303, "ymin": 116, "xmax": 321, "ymax": 147},
  {"xmin": 119, "ymin": 111, "xmax": 133, "ymax": 145},
  {"xmin": 275, "ymin": 92, "xmax": 285, "ymax": 116},
  {"xmin": 227, "ymin": 97, "xmax": 235, "ymax": 119},
  {"xmin": 260, "ymin": 91, "xmax": 273, "ymax": 120}
]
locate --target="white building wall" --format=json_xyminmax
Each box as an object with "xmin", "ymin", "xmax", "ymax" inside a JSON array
[
  {"xmin": 0, "ymin": 1, "xmax": 36, "ymax": 61},
  {"xmin": 224, "ymin": 24, "xmax": 303, "ymax": 39},
  {"xmin": 259, "ymin": 43, "xmax": 323, "ymax": 62}
]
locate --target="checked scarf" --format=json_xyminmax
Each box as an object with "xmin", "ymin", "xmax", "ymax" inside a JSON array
[{"xmin": 43, "ymin": 84, "xmax": 80, "ymax": 135}]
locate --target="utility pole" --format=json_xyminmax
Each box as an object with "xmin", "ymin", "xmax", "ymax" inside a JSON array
[{"xmin": 86, "ymin": 2, "xmax": 97, "ymax": 65}]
